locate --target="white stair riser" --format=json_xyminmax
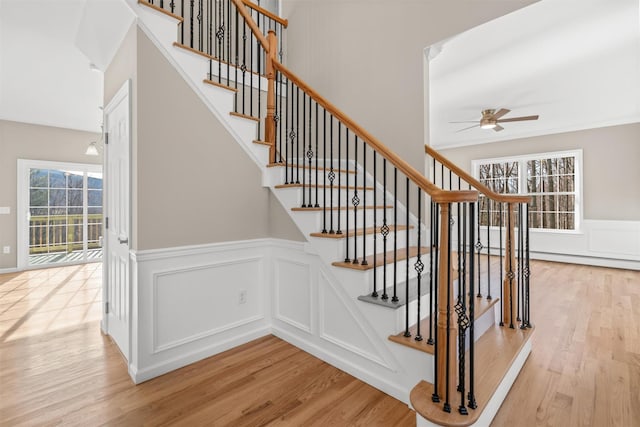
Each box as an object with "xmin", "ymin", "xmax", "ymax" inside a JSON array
[{"xmin": 310, "ymin": 232, "xmax": 410, "ymax": 261}]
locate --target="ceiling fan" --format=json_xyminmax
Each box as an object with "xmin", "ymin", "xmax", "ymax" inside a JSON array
[{"xmin": 452, "ymin": 109, "xmax": 539, "ymax": 132}]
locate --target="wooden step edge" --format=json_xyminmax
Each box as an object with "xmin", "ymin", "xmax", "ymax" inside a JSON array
[
  {"xmin": 388, "ymin": 297, "xmax": 500, "ymax": 354},
  {"xmin": 332, "ymin": 246, "xmax": 431, "ymax": 271},
  {"xmin": 230, "ymin": 111, "xmax": 260, "ymax": 122},
  {"xmin": 266, "ymin": 163, "xmax": 356, "ymax": 174},
  {"xmin": 253, "ymin": 140, "xmax": 271, "ymax": 146},
  {"xmin": 203, "ymin": 79, "xmax": 238, "ymax": 93},
  {"xmin": 138, "ymin": 0, "xmax": 184, "ymax": 22},
  {"xmin": 310, "ymin": 224, "xmax": 412, "ymax": 239},
  {"xmin": 291, "ymin": 205, "xmax": 392, "ymax": 212},
  {"xmin": 173, "ymin": 42, "xmax": 215, "ymax": 60},
  {"xmin": 274, "ymin": 183, "xmax": 374, "ymax": 190},
  {"xmin": 410, "ymin": 325, "xmax": 534, "ymax": 427}
]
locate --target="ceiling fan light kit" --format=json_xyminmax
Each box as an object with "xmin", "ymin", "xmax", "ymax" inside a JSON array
[{"xmin": 453, "ymin": 108, "xmax": 539, "ymax": 132}]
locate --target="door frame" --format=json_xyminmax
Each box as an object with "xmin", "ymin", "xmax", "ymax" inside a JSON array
[
  {"xmin": 101, "ymin": 79, "xmax": 132, "ymax": 353},
  {"xmin": 16, "ymin": 159, "xmax": 103, "ymax": 270}
]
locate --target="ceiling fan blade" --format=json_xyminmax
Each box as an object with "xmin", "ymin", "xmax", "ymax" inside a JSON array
[
  {"xmin": 449, "ymin": 121, "xmax": 479, "ymax": 124},
  {"xmin": 493, "ymin": 124, "xmax": 504, "ymax": 132},
  {"xmin": 492, "ymin": 108, "xmax": 511, "ymax": 119},
  {"xmin": 456, "ymin": 124, "xmax": 480, "ymax": 133},
  {"xmin": 497, "ymin": 115, "xmax": 539, "ymax": 123}
]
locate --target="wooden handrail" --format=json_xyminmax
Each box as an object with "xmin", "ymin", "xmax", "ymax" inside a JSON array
[
  {"xmin": 242, "ymin": 0, "xmax": 288, "ymax": 27},
  {"xmin": 425, "ymin": 145, "xmax": 531, "ymax": 204},
  {"xmin": 230, "ymin": 0, "xmax": 269, "ymax": 50},
  {"xmin": 272, "ymin": 61, "xmax": 477, "ymax": 204}
]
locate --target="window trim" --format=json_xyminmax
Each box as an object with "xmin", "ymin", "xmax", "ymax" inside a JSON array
[{"xmin": 471, "ymin": 149, "xmax": 583, "ymax": 233}]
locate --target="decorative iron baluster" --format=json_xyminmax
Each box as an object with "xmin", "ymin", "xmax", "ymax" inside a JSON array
[
  {"xmin": 507, "ymin": 203, "xmax": 515, "ymax": 329},
  {"xmin": 216, "ymin": 0, "xmax": 223, "ymax": 83},
  {"xmin": 525, "ymin": 203, "xmax": 531, "ymax": 328},
  {"xmin": 443, "ymin": 203, "xmax": 452, "ymax": 414},
  {"xmin": 307, "ymin": 96, "xmax": 313, "ymax": 207},
  {"xmin": 295, "ymin": 86, "xmax": 300, "ymax": 184},
  {"xmin": 284, "ymin": 79, "xmax": 290, "ymax": 184},
  {"xmin": 427, "ymin": 199, "xmax": 435, "ymax": 346},
  {"xmin": 226, "ymin": 0, "xmax": 230, "ymax": 84},
  {"xmin": 233, "ymin": 7, "xmax": 239, "ymax": 108},
  {"xmin": 487, "ymin": 201, "xmax": 492, "ymax": 300},
  {"xmin": 189, "ymin": 0, "xmax": 194, "ymax": 47},
  {"xmin": 301, "ymin": 92, "xmax": 306, "ymax": 207},
  {"xmin": 415, "ymin": 190, "xmax": 424, "ymax": 343},
  {"xmin": 352, "ymin": 135, "xmax": 359, "ymax": 264},
  {"xmin": 476, "ymin": 203, "xmax": 482, "ymax": 298},
  {"xmin": 455, "ymin": 202, "xmax": 469, "ymax": 416},
  {"xmin": 381, "ymin": 159, "xmax": 389, "ymax": 300},
  {"xmin": 198, "ymin": 0, "xmax": 203, "ymax": 51},
  {"xmin": 518, "ymin": 204, "xmax": 523, "ymax": 324}
]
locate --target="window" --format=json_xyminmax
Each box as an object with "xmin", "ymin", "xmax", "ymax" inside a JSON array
[{"xmin": 472, "ymin": 150, "xmax": 581, "ymax": 231}]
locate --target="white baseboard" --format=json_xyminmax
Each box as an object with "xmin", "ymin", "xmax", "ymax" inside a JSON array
[{"xmin": 0, "ymin": 267, "xmax": 18, "ymax": 274}]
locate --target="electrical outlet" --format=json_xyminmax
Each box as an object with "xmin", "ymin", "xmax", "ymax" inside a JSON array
[
  {"xmin": 239, "ymin": 290, "xmax": 247, "ymax": 304},
  {"xmin": 2, "ymin": 246, "xmax": 10, "ymax": 254}
]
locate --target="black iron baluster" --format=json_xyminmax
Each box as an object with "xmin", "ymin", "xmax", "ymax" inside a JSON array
[
  {"xmin": 431, "ymin": 200, "xmax": 439, "ymax": 404},
  {"xmin": 284, "ymin": 79, "xmax": 289, "ymax": 184},
  {"xmin": 372, "ymin": 152, "xmax": 378, "ymax": 297},
  {"xmin": 241, "ymin": 21, "xmax": 247, "ymax": 114},
  {"xmin": 336, "ymin": 122, "xmax": 342, "ymax": 234},
  {"xmin": 273, "ymin": 64, "xmax": 278, "ymax": 159},
  {"xmin": 189, "ymin": 0, "xmax": 194, "ymax": 48},
  {"xmin": 427, "ymin": 199, "xmax": 435, "ymax": 346},
  {"xmin": 307, "ymin": 96, "xmax": 313, "ymax": 207},
  {"xmin": 226, "ymin": 0, "xmax": 230, "ymax": 84},
  {"xmin": 468, "ymin": 202, "xmax": 477, "ymax": 410},
  {"xmin": 487, "ymin": 202, "xmax": 492, "ymax": 300},
  {"xmin": 301, "ymin": 92, "xmax": 306, "ymax": 207},
  {"xmin": 322, "ymin": 108, "xmax": 327, "ymax": 233},
  {"xmin": 170, "ymin": 0, "xmax": 175, "ymax": 13},
  {"xmin": 352, "ymin": 135, "xmax": 359, "ymax": 264},
  {"xmin": 198, "ymin": 0, "xmax": 203, "ymax": 51},
  {"xmin": 329, "ymin": 116, "xmax": 335, "ymax": 234},
  {"xmin": 392, "ymin": 168, "xmax": 398, "ymax": 302},
  {"xmin": 381, "ymin": 159, "xmax": 389, "ymax": 300},
  {"xmin": 507, "ymin": 204, "xmax": 514, "ymax": 329},
  {"xmin": 456, "ymin": 204, "xmax": 469, "ymax": 416},
  {"xmin": 216, "ymin": 0, "xmax": 223, "ymax": 83},
  {"xmin": 525, "ymin": 203, "xmax": 531, "ymax": 328},
  {"xmin": 518, "ymin": 204, "xmax": 523, "ymax": 324},
  {"xmin": 415, "ymin": 190, "xmax": 424, "ymax": 343},
  {"xmin": 361, "ymin": 141, "xmax": 368, "ymax": 266},
  {"xmin": 476, "ymin": 202, "xmax": 482, "ymax": 298},
  {"xmin": 344, "ymin": 128, "xmax": 351, "ymax": 263},
  {"xmin": 233, "ymin": 7, "xmax": 238, "ymax": 108},
  {"xmin": 295, "ymin": 86, "xmax": 300, "ymax": 184},
  {"xmin": 443, "ymin": 203, "xmax": 452, "ymax": 414},
  {"xmin": 207, "ymin": 0, "xmax": 211, "ymax": 55},
  {"xmin": 404, "ymin": 177, "xmax": 410, "ymax": 336},
  {"xmin": 315, "ymin": 102, "xmax": 319, "ymax": 208},
  {"xmin": 499, "ymin": 202, "xmax": 504, "ymax": 326}
]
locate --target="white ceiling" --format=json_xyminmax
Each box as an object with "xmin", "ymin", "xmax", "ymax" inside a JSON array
[
  {"xmin": 0, "ymin": 0, "xmax": 134, "ymax": 133},
  {"xmin": 428, "ymin": 0, "xmax": 640, "ymax": 149}
]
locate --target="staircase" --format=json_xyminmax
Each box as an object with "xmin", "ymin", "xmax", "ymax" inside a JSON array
[{"xmin": 132, "ymin": 1, "xmax": 534, "ymax": 425}]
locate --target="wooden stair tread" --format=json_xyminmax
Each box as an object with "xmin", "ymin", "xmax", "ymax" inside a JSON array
[
  {"xmin": 274, "ymin": 183, "xmax": 374, "ymax": 190},
  {"xmin": 292, "ymin": 205, "xmax": 392, "ymax": 212},
  {"xmin": 230, "ymin": 111, "xmax": 260, "ymax": 122},
  {"xmin": 267, "ymin": 163, "xmax": 356, "ymax": 174},
  {"xmin": 388, "ymin": 297, "xmax": 500, "ymax": 354},
  {"xmin": 138, "ymin": 0, "xmax": 184, "ymax": 21},
  {"xmin": 332, "ymin": 246, "xmax": 430, "ymax": 271},
  {"xmin": 410, "ymin": 325, "xmax": 534, "ymax": 427},
  {"xmin": 203, "ymin": 79, "xmax": 238, "ymax": 93},
  {"xmin": 311, "ymin": 225, "xmax": 411, "ymax": 239}
]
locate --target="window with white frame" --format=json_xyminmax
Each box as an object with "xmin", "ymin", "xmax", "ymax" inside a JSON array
[{"xmin": 472, "ymin": 150, "xmax": 582, "ymax": 231}]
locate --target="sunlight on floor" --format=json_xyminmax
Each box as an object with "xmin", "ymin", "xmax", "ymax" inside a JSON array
[{"xmin": 0, "ymin": 263, "xmax": 102, "ymax": 342}]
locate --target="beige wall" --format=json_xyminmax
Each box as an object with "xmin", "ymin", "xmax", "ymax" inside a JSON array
[
  {"xmin": 281, "ymin": 0, "xmax": 538, "ymax": 174},
  {"xmin": 104, "ymin": 26, "xmax": 302, "ymax": 251},
  {"xmin": 438, "ymin": 123, "xmax": 640, "ymax": 221},
  {"xmin": 0, "ymin": 120, "xmax": 100, "ymax": 269}
]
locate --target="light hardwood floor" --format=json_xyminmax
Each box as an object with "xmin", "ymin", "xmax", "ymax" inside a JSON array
[{"xmin": 0, "ymin": 261, "xmax": 638, "ymax": 426}]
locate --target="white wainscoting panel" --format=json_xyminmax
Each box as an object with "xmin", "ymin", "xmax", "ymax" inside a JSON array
[
  {"xmin": 153, "ymin": 257, "xmax": 264, "ymax": 353},
  {"xmin": 129, "ymin": 239, "xmax": 272, "ymax": 383},
  {"xmin": 273, "ymin": 257, "xmax": 312, "ymax": 333}
]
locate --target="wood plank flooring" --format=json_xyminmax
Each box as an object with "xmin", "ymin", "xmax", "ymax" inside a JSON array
[{"xmin": 1, "ymin": 260, "xmax": 639, "ymax": 426}]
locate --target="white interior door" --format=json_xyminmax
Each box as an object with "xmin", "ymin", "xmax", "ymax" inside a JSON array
[{"xmin": 103, "ymin": 81, "xmax": 131, "ymax": 361}]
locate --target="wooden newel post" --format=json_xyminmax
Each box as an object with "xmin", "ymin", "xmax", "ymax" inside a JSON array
[
  {"xmin": 503, "ymin": 202, "xmax": 518, "ymax": 327},
  {"xmin": 436, "ymin": 203, "xmax": 458, "ymax": 402},
  {"xmin": 265, "ymin": 30, "xmax": 277, "ymax": 164}
]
